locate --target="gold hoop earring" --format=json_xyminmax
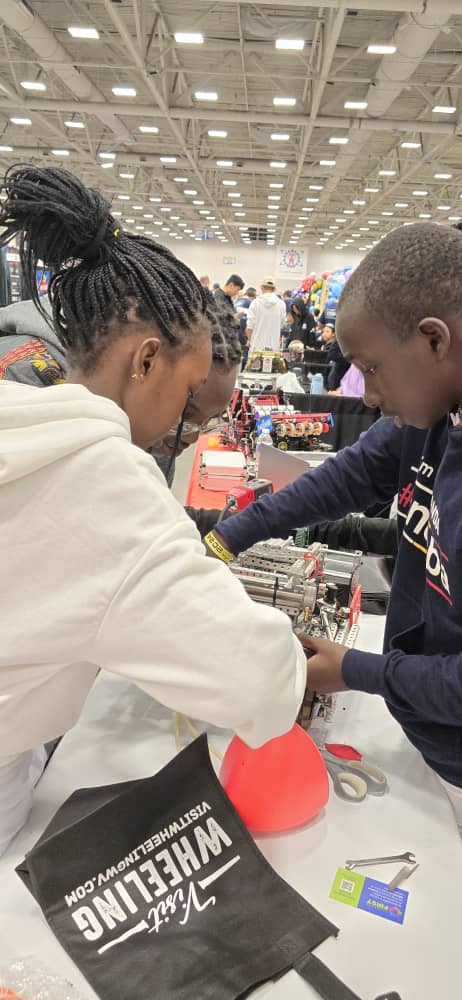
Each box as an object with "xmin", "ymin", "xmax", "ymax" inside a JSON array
[{"xmin": 131, "ymin": 372, "xmax": 144, "ymax": 381}]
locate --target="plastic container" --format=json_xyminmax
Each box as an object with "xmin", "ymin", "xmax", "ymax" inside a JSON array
[
  {"xmin": 220, "ymin": 724, "xmax": 329, "ymax": 833},
  {"xmin": 310, "ymin": 372, "xmax": 325, "ymax": 395}
]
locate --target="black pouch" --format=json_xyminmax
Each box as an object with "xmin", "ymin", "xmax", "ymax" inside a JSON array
[{"xmin": 17, "ymin": 736, "xmax": 361, "ymax": 1000}]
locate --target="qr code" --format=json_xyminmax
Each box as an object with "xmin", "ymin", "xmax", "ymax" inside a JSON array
[{"xmin": 340, "ymin": 878, "xmax": 355, "ymax": 894}]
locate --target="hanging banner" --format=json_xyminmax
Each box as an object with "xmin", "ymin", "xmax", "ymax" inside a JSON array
[{"xmin": 277, "ymin": 247, "xmax": 306, "ymax": 281}]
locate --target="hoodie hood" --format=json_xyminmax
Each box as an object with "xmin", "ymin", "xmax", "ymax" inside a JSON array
[
  {"xmin": 0, "ymin": 381, "xmax": 130, "ymax": 485},
  {"xmin": 0, "ymin": 298, "xmax": 67, "ymax": 368},
  {"xmin": 259, "ymin": 292, "xmax": 282, "ymax": 309}
]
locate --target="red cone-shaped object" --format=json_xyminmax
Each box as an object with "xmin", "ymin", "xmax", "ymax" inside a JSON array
[{"xmin": 220, "ymin": 724, "xmax": 329, "ymax": 833}]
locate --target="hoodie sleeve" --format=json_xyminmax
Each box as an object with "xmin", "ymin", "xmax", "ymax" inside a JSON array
[
  {"xmin": 218, "ymin": 417, "xmax": 402, "ymax": 555},
  {"xmin": 92, "ymin": 453, "xmax": 307, "ymax": 748},
  {"xmin": 246, "ymin": 299, "xmax": 257, "ymax": 331}
]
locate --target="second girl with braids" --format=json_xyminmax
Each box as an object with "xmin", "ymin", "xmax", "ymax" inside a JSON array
[{"xmin": 0, "ymin": 165, "xmax": 308, "ymax": 854}]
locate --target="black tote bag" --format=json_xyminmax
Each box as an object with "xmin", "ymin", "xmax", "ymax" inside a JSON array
[{"xmin": 17, "ymin": 736, "xmax": 362, "ymax": 1000}]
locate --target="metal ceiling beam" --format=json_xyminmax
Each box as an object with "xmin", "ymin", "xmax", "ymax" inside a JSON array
[
  {"xmin": 208, "ymin": 0, "xmax": 457, "ymax": 11},
  {"xmin": 1, "ymin": 98, "xmax": 458, "ymax": 137},
  {"xmin": 101, "ymin": 0, "xmax": 233, "ymax": 241}
]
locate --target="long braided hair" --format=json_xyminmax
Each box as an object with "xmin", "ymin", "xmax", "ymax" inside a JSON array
[{"xmin": 0, "ymin": 165, "xmax": 211, "ymax": 371}]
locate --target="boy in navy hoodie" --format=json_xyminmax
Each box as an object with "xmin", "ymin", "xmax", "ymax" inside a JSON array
[{"xmin": 206, "ymin": 222, "xmax": 462, "ymax": 828}]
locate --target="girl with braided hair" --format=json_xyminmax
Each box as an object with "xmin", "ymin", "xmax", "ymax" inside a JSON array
[{"xmin": 0, "ymin": 165, "xmax": 307, "ymax": 853}]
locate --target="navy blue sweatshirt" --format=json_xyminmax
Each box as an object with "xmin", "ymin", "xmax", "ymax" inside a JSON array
[{"xmin": 219, "ymin": 416, "xmax": 462, "ymax": 786}]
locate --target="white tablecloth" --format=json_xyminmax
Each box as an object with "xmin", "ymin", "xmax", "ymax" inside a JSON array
[{"xmin": 0, "ymin": 615, "xmax": 461, "ymax": 999}]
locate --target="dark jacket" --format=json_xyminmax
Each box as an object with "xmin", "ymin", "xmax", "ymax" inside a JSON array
[
  {"xmin": 288, "ymin": 298, "xmax": 316, "ymax": 349},
  {"xmin": 325, "ymin": 339, "xmax": 349, "ymax": 390},
  {"xmin": 219, "ymin": 415, "xmax": 462, "ymax": 787}
]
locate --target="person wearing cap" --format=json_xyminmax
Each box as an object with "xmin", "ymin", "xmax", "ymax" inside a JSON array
[{"xmin": 246, "ymin": 277, "xmax": 287, "ymax": 353}]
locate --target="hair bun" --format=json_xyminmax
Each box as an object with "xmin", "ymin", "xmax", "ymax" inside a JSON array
[{"xmin": 0, "ymin": 165, "xmax": 114, "ymax": 267}]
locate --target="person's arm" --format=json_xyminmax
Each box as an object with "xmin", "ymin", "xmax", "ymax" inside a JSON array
[
  {"xmin": 215, "ymin": 418, "xmax": 402, "ymax": 556},
  {"xmin": 309, "ymin": 515, "xmax": 398, "ymax": 557},
  {"xmin": 185, "ymin": 504, "xmax": 234, "ymax": 538},
  {"xmin": 245, "ymin": 300, "xmax": 256, "ymax": 341},
  {"xmin": 93, "ymin": 452, "xmax": 307, "ymax": 749}
]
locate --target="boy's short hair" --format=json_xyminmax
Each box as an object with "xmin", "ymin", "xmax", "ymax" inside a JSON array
[{"xmin": 226, "ymin": 274, "xmax": 244, "ymax": 289}]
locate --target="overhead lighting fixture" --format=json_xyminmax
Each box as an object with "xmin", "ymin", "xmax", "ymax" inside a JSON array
[
  {"xmin": 306, "ymin": 197, "xmax": 319, "ymax": 203},
  {"xmin": 344, "ymin": 100, "xmax": 368, "ymax": 110},
  {"xmin": 368, "ymin": 220, "xmax": 380, "ymax": 225},
  {"xmin": 101, "ymin": 162, "xmax": 113, "ymax": 169},
  {"xmin": 379, "ymin": 169, "xmax": 396, "ymax": 176},
  {"xmin": 302, "ymin": 207, "xmax": 313, "ymax": 212},
  {"xmin": 352, "ymin": 200, "xmax": 366, "ymax": 206},
  {"xmin": 139, "ymin": 125, "xmax": 159, "ymax": 134},
  {"xmin": 143, "ymin": 213, "xmax": 154, "ymax": 219},
  {"xmin": 270, "ymin": 161, "xmax": 287, "ymax": 168},
  {"xmin": 160, "ymin": 156, "xmax": 177, "ymax": 163},
  {"xmin": 432, "ymin": 105, "xmax": 456, "ymax": 114},
  {"xmin": 216, "ymin": 159, "xmax": 233, "ymax": 167},
  {"xmin": 235, "ymin": 211, "xmax": 246, "ymax": 216},
  {"xmin": 208, "ymin": 129, "xmax": 227, "ymax": 138},
  {"xmin": 174, "ymin": 32, "xmax": 204, "ymax": 44},
  {"xmin": 174, "ymin": 177, "xmax": 188, "ymax": 182},
  {"xmin": 119, "ymin": 172, "xmax": 134, "ymax": 179},
  {"xmin": 269, "ymin": 183, "xmax": 284, "ymax": 189},
  {"xmin": 329, "ymin": 137, "xmax": 349, "ymax": 145},
  {"xmin": 276, "ymin": 38, "xmax": 304, "ymax": 50},
  {"xmin": 51, "ymin": 149, "xmax": 70, "ymax": 156},
  {"xmin": 112, "ymin": 211, "xmax": 122, "ymax": 217},
  {"xmin": 381, "ymin": 211, "xmax": 394, "ymax": 216},
  {"xmin": 343, "ymin": 209, "xmax": 355, "ymax": 215},
  {"xmin": 309, "ymin": 185, "xmax": 323, "ymax": 191},
  {"xmin": 10, "ymin": 117, "xmax": 31, "ymax": 125},
  {"xmin": 365, "ymin": 186, "xmax": 379, "ymax": 193},
  {"xmin": 184, "ymin": 189, "xmax": 197, "ymax": 195},
  {"xmin": 193, "ymin": 200, "xmax": 205, "ymax": 205},
  {"xmin": 401, "ymin": 141, "xmax": 420, "ymax": 149},
  {"xmin": 228, "ymin": 191, "xmax": 241, "ymax": 197},
  {"xmin": 268, "ymin": 194, "xmax": 281, "ymax": 200},
  {"xmin": 437, "ymin": 204, "xmax": 452, "ymax": 210},
  {"xmin": 149, "ymin": 196, "xmax": 162, "ymax": 203},
  {"xmin": 412, "ymin": 189, "xmax": 428, "ymax": 196},
  {"xmin": 273, "ymin": 96, "xmax": 296, "ymax": 107},
  {"xmin": 367, "ymin": 43, "xmax": 397, "ymax": 55},
  {"xmin": 194, "ymin": 91, "xmax": 218, "ymax": 101},
  {"xmin": 0, "ymin": 145, "xmax": 13, "ymax": 152},
  {"xmin": 320, "ymin": 160, "xmax": 336, "ymax": 167},
  {"xmin": 132, "ymin": 205, "xmax": 144, "ymax": 210},
  {"xmin": 395, "ymin": 202, "xmax": 409, "ymax": 208},
  {"xmin": 112, "ymin": 86, "xmax": 137, "ymax": 97},
  {"xmin": 448, "ymin": 215, "xmax": 461, "ymax": 221},
  {"xmin": 223, "ymin": 180, "xmax": 237, "ymax": 186},
  {"xmin": 160, "ymin": 207, "xmax": 171, "ymax": 212},
  {"xmin": 359, "ymin": 227, "xmax": 369, "ymax": 231},
  {"xmin": 68, "ymin": 26, "xmax": 99, "ymax": 39},
  {"xmin": 271, "ymin": 133, "xmax": 290, "ymax": 141},
  {"xmin": 65, "ymin": 120, "xmax": 84, "ymax": 129},
  {"xmin": 20, "ymin": 80, "xmax": 46, "ymax": 91},
  {"xmin": 434, "ymin": 172, "xmax": 452, "ymax": 179},
  {"xmin": 419, "ymin": 213, "xmax": 432, "ymax": 219},
  {"xmin": 99, "ymin": 152, "xmax": 115, "ymax": 159}
]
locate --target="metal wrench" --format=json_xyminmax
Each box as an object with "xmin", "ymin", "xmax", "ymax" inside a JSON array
[{"xmin": 344, "ymin": 851, "xmax": 416, "ymax": 871}]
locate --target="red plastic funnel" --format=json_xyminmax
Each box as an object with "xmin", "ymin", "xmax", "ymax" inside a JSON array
[{"xmin": 219, "ymin": 724, "xmax": 329, "ymax": 833}]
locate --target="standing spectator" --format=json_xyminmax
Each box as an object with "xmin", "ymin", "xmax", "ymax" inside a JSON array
[
  {"xmin": 246, "ymin": 277, "xmax": 286, "ymax": 352},
  {"xmin": 282, "ymin": 289, "xmax": 293, "ymax": 313},
  {"xmin": 200, "ymin": 275, "xmax": 210, "ymax": 290},
  {"xmin": 212, "ymin": 282, "xmax": 220, "ymax": 294},
  {"xmin": 287, "ymin": 296, "xmax": 316, "ymax": 348},
  {"xmin": 235, "ymin": 286, "xmax": 256, "ymax": 368},
  {"xmin": 214, "ymin": 274, "xmax": 244, "ymax": 328}
]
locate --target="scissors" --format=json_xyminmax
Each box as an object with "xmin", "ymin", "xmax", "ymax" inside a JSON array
[{"xmin": 320, "ymin": 743, "xmax": 388, "ymax": 803}]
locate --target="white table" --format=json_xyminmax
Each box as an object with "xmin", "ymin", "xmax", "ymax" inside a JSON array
[{"xmin": 1, "ymin": 616, "xmax": 461, "ymax": 1000}]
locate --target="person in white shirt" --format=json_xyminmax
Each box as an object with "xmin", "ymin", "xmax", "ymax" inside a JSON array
[
  {"xmin": 0, "ymin": 165, "xmax": 307, "ymax": 855},
  {"xmin": 246, "ymin": 277, "xmax": 287, "ymax": 352}
]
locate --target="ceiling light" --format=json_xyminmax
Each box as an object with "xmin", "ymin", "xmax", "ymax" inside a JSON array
[
  {"xmin": 268, "ymin": 194, "xmax": 281, "ymax": 200},
  {"xmin": 401, "ymin": 141, "xmax": 420, "ymax": 149},
  {"xmin": 112, "ymin": 86, "xmax": 137, "ymax": 97},
  {"xmin": 434, "ymin": 172, "xmax": 452, "ymax": 179},
  {"xmin": 306, "ymin": 197, "xmax": 319, "ymax": 203},
  {"xmin": 351, "ymin": 233, "xmax": 361, "ymax": 237},
  {"xmin": 139, "ymin": 125, "xmax": 159, "ymax": 134},
  {"xmin": 320, "ymin": 160, "xmax": 336, "ymax": 167},
  {"xmin": 437, "ymin": 204, "xmax": 452, "ymax": 210},
  {"xmin": 344, "ymin": 100, "xmax": 368, "ymax": 110},
  {"xmin": 382, "ymin": 211, "xmax": 394, "ymax": 216},
  {"xmin": 216, "ymin": 159, "xmax": 233, "ymax": 167},
  {"xmin": 379, "ymin": 169, "xmax": 396, "ymax": 176},
  {"xmin": 194, "ymin": 91, "xmax": 218, "ymax": 101},
  {"xmin": 367, "ymin": 44, "xmax": 397, "ymax": 55},
  {"xmin": 112, "ymin": 211, "xmax": 122, "ymax": 217},
  {"xmin": 143, "ymin": 213, "xmax": 154, "ymax": 219},
  {"xmin": 132, "ymin": 205, "xmax": 143, "ymax": 210},
  {"xmin": 309, "ymin": 185, "xmax": 323, "ymax": 191},
  {"xmin": 235, "ymin": 212, "xmax": 246, "ymax": 216},
  {"xmin": 273, "ymin": 97, "xmax": 296, "ymax": 106},
  {"xmin": 135, "ymin": 225, "xmax": 145, "ymax": 231},
  {"xmin": 101, "ymin": 162, "xmax": 113, "ymax": 169},
  {"xmin": 432, "ymin": 105, "xmax": 456, "ymax": 114},
  {"xmin": 352, "ymin": 200, "xmax": 366, "ymax": 206},
  {"xmin": 448, "ymin": 215, "xmax": 461, "ymax": 221},
  {"xmin": 344, "ymin": 209, "xmax": 355, "ymax": 215},
  {"xmin": 68, "ymin": 26, "xmax": 99, "ymax": 39},
  {"xmin": 0, "ymin": 145, "xmax": 13, "ymax": 152},
  {"xmin": 330, "ymin": 226, "xmax": 339, "ymax": 230},
  {"xmin": 99, "ymin": 152, "xmax": 115, "ymax": 159},
  {"xmin": 395, "ymin": 202, "xmax": 409, "ymax": 208},
  {"xmin": 276, "ymin": 39, "xmax": 304, "ymax": 50},
  {"xmin": 302, "ymin": 207, "xmax": 313, "ymax": 212},
  {"xmin": 419, "ymin": 213, "xmax": 432, "ymax": 219},
  {"xmin": 184, "ymin": 189, "xmax": 197, "ymax": 195},
  {"xmin": 270, "ymin": 161, "xmax": 287, "ymax": 168},
  {"xmin": 160, "ymin": 156, "xmax": 177, "ymax": 163},
  {"xmin": 174, "ymin": 32, "xmax": 203, "ymax": 44},
  {"xmin": 335, "ymin": 218, "xmax": 346, "ymax": 223},
  {"xmin": 329, "ymin": 137, "xmax": 349, "ymax": 145},
  {"xmin": 368, "ymin": 220, "xmax": 380, "ymax": 225},
  {"xmin": 174, "ymin": 177, "xmax": 188, "ymax": 183},
  {"xmin": 10, "ymin": 117, "xmax": 31, "ymax": 125},
  {"xmin": 160, "ymin": 207, "xmax": 171, "ymax": 212},
  {"xmin": 412, "ymin": 190, "xmax": 428, "ymax": 196},
  {"xmin": 64, "ymin": 120, "xmax": 85, "ymax": 129},
  {"xmin": 208, "ymin": 130, "xmax": 227, "ymax": 138},
  {"xmin": 359, "ymin": 227, "xmax": 370, "ymax": 231},
  {"xmin": 270, "ymin": 183, "xmax": 284, "ymax": 188},
  {"xmin": 193, "ymin": 200, "xmax": 205, "ymax": 205},
  {"xmin": 271, "ymin": 133, "xmax": 290, "ymax": 141},
  {"xmin": 223, "ymin": 180, "xmax": 237, "ymax": 186},
  {"xmin": 125, "ymin": 218, "xmax": 135, "ymax": 224},
  {"xmin": 365, "ymin": 187, "xmax": 379, "ymax": 193},
  {"xmin": 267, "ymin": 214, "xmax": 278, "ymax": 219},
  {"xmin": 228, "ymin": 191, "xmax": 241, "ymax": 197},
  {"xmin": 20, "ymin": 80, "xmax": 46, "ymax": 91},
  {"xmin": 119, "ymin": 172, "xmax": 134, "ymax": 179},
  {"xmin": 232, "ymin": 202, "xmax": 243, "ymax": 207},
  {"xmin": 199, "ymin": 210, "xmax": 210, "ymax": 214},
  {"xmin": 51, "ymin": 149, "xmax": 70, "ymax": 156},
  {"xmin": 149, "ymin": 197, "xmax": 162, "ymax": 203}
]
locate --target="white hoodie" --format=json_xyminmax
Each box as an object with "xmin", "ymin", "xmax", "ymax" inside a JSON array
[
  {"xmin": 0, "ymin": 382, "xmax": 306, "ymax": 770},
  {"xmin": 247, "ymin": 293, "xmax": 286, "ymax": 352}
]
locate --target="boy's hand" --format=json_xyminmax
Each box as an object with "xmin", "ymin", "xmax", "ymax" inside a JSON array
[{"xmin": 296, "ymin": 633, "xmax": 349, "ymax": 693}]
